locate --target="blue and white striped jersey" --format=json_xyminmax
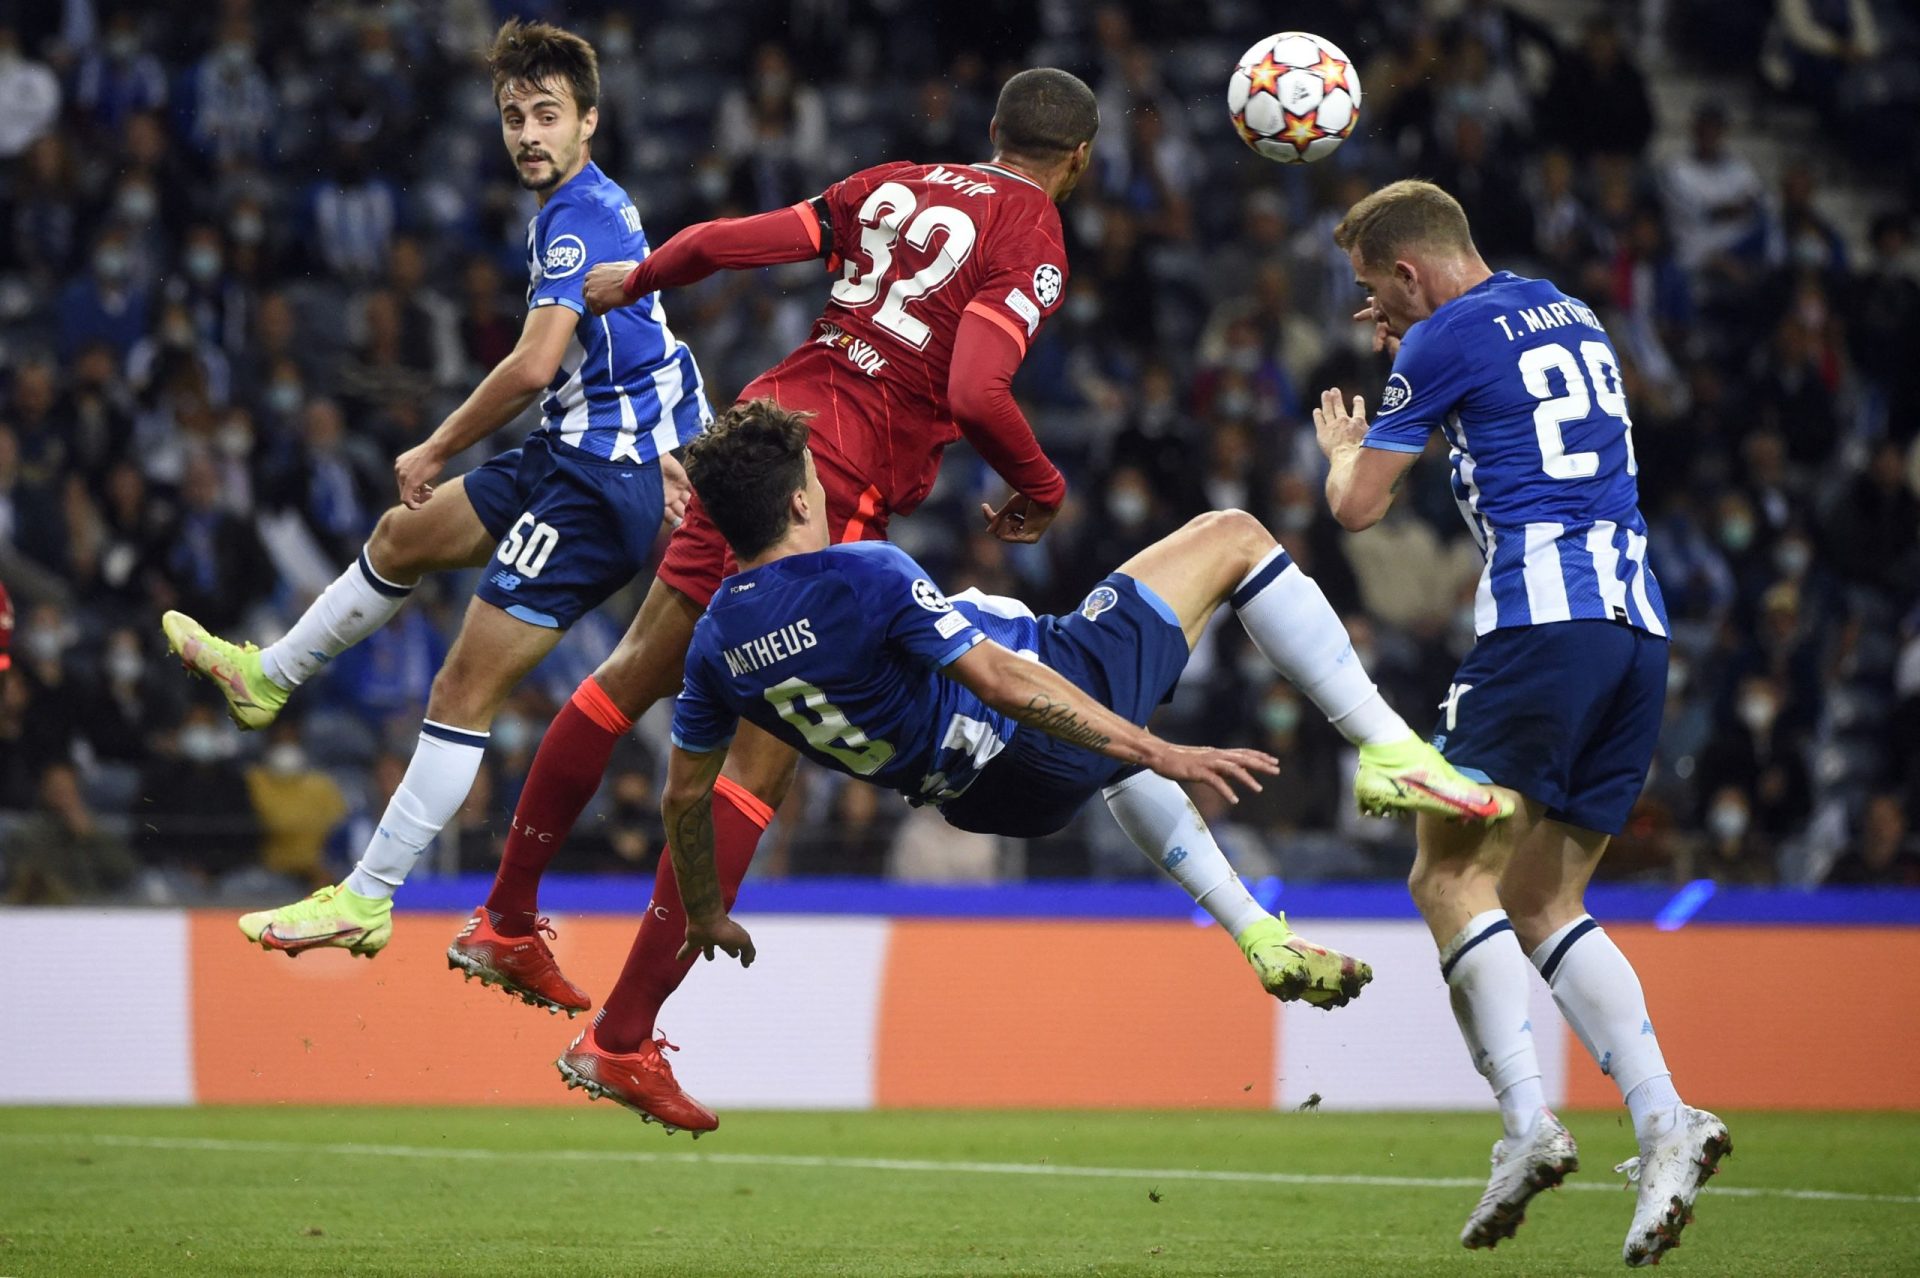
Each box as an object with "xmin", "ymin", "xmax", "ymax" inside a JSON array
[
  {"xmin": 525, "ymin": 162, "xmax": 710, "ymax": 464},
  {"xmin": 672, "ymin": 542, "xmax": 1043, "ymax": 805},
  {"xmin": 1363, "ymin": 272, "xmax": 1668, "ymax": 638}
]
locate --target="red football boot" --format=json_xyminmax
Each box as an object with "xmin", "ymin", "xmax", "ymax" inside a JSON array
[
  {"xmin": 555, "ymin": 1021, "xmax": 719, "ymax": 1136},
  {"xmin": 446, "ymin": 910, "xmax": 591, "ymax": 1017}
]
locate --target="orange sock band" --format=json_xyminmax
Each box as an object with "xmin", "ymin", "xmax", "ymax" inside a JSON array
[
  {"xmin": 712, "ymin": 774, "xmax": 775, "ymax": 830},
  {"xmin": 569, "ymin": 676, "xmax": 633, "ymax": 735}
]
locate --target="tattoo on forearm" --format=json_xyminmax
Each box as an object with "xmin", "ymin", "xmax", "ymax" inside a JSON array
[
  {"xmin": 1019, "ymin": 693, "xmax": 1112, "ymax": 752},
  {"xmin": 668, "ymin": 794, "xmax": 723, "ymax": 919}
]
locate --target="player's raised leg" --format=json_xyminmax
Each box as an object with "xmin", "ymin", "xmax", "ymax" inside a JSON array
[
  {"xmin": 1502, "ymin": 823, "xmax": 1729, "ymax": 1267},
  {"xmin": 1113, "ymin": 510, "xmax": 1507, "ymax": 821},
  {"xmin": 239, "ymin": 597, "xmax": 564, "ymax": 956},
  {"xmin": 163, "ymin": 475, "xmax": 496, "ymax": 729},
  {"xmin": 1102, "ymin": 769, "xmax": 1370, "ymax": 1007}
]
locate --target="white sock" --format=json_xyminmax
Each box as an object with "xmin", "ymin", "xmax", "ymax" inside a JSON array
[
  {"xmin": 344, "ymin": 721, "xmax": 488, "ymax": 900},
  {"xmin": 260, "ymin": 547, "xmax": 413, "ymax": 690},
  {"xmin": 1441, "ymin": 908, "xmax": 1545, "ymax": 1139},
  {"xmin": 1103, "ymin": 770, "xmax": 1270, "ymax": 939},
  {"xmin": 1231, "ymin": 547, "xmax": 1410, "ymax": 746},
  {"xmin": 1530, "ymin": 915, "xmax": 1680, "ymax": 1146}
]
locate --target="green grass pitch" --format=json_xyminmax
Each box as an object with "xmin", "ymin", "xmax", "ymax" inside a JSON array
[{"xmin": 1, "ymin": 1108, "xmax": 1916, "ymax": 1275}]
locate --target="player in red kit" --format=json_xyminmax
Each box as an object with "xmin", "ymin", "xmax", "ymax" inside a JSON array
[{"xmin": 448, "ymin": 69, "xmax": 1100, "ymax": 1132}]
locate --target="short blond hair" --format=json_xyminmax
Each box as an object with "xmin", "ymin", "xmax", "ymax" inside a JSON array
[{"xmin": 1332, "ymin": 180, "xmax": 1475, "ymax": 269}]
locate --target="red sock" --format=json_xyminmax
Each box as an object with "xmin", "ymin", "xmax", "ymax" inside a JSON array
[
  {"xmin": 595, "ymin": 776, "xmax": 773, "ymax": 1052},
  {"xmin": 484, "ymin": 677, "xmax": 632, "ymax": 936}
]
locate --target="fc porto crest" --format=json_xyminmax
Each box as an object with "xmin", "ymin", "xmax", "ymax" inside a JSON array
[{"xmin": 1080, "ymin": 585, "xmax": 1119, "ymax": 621}]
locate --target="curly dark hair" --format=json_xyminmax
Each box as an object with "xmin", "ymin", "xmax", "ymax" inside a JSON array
[
  {"xmin": 487, "ymin": 18, "xmax": 598, "ymax": 114},
  {"xmin": 683, "ymin": 399, "xmax": 815, "ymax": 560}
]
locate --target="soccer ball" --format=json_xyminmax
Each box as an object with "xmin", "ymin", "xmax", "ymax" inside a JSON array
[{"xmin": 1228, "ymin": 32, "xmax": 1362, "ymax": 164}]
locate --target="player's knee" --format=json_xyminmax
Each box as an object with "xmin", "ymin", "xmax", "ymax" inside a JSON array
[
  {"xmin": 1190, "ymin": 509, "xmax": 1276, "ymax": 570},
  {"xmin": 427, "ymin": 656, "xmax": 499, "ymax": 727},
  {"xmin": 366, "ymin": 507, "xmax": 424, "ymax": 581}
]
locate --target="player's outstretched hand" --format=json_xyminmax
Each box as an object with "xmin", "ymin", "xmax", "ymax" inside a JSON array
[
  {"xmin": 1353, "ymin": 297, "xmax": 1400, "ymax": 357},
  {"xmin": 394, "ymin": 441, "xmax": 446, "ymax": 510},
  {"xmin": 1312, "ymin": 388, "xmax": 1368, "ymax": 460},
  {"xmin": 584, "ymin": 261, "xmax": 640, "ymax": 315},
  {"xmin": 981, "ymin": 492, "xmax": 1058, "ymax": 544},
  {"xmin": 1145, "ymin": 743, "xmax": 1280, "ymax": 805},
  {"xmin": 661, "ymin": 452, "xmax": 691, "ymax": 528},
  {"xmin": 679, "ymin": 912, "xmax": 756, "ymax": 968}
]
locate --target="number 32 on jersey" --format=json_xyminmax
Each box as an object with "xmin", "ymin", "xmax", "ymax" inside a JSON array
[{"xmin": 829, "ymin": 181, "xmax": 978, "ymax": 350}]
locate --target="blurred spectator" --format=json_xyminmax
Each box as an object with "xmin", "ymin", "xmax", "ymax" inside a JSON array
[
  {"xmin": 76, "ymin": 626, "xmax": 176, "ymax": 765},
  {"xmin": 1538, "ymin": 19, "xmax": 1656, "ymax": 161},
  {"xmin": 245, "ymin": 721, "xmax": 348, "ymax": 887},
  {"xmin": 160, "ymin": 453, "xmax": 271, "ymax": 632},
  {"xmin": 1824, "ymin": 792, "xmax": 1920, "ymax": 886},
  {"xmin": 575, "ymin": 759, "xmax": 667, "ymax": 876},
  {"xmin": 187, "ymin": 19, "xmax": 274, "ymax": 166},
  {"xmin": 72, "ymin": 12, "xmax": 167, "ymax": 132},
  {"xmin": 0, "ymin": 23, "xmax": 60, "ymax": 159},
  {"xmin": 1662, "ymin": 106, "xmax": 1766, "ymax": 275},
  {"xmin": 1696, "ymin": 785, "xmax": 1778, "ymax": 885},
  {"xmin": 3, "ymin": 764, "xmax": 136, "ymax": 904},
  {"xmin": 715, "ymin": 44, "xmax": 827, "ymax": 206},
  {"xmin": 56, "ymin": 228, "xmax": 151, "ymax": 359},
  {"xmin": 133, "ymin": 704, "xmax": 261, "ymax": 880}
]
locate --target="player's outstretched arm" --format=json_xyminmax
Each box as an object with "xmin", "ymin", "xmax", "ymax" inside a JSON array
[
  {"xmin": 661, "ymin": 745, "xmax": 756, "ymax": 967},
  {"xmin": 951, "ymin": 309, "xmax": 1068, "ymax": 544},
  {"xmin": 393, "ymin": 305, "xmax": 577, "ymax": 508},
  {"xmin": 944, "ymin": 641, "xmax": 1278, "ymax": 803},
  {"xmin": 1313, "ymin": 387, "xmax": 1418, "ymax": 532},
  {"xmin": 583, "ymin": 203, "xmax": 830, "ymax": 314}
]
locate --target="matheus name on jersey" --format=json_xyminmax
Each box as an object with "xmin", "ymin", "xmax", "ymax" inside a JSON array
[
  {"xmin": 526, "ymin": 162, "xmax": 711, "ymax": 465},
  {"xmin": 674, "ymin": 542, "xmax": 1042, "ymax": 804},
  {"xmin": 1363, "ymin": 272, "xmax": 1668, "ymax": 639}
]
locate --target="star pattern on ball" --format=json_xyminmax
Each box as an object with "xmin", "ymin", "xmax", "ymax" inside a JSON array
[
  {"xmin": 1246, "ymin": 52, "xmax": 1285, "ymax": 98},
  {"xmin": 1308, "ymin": 48, "xmax": 1350, "ymax": 94},
  {"xmin": 1279, "ymin": 108, "xmax": 1328, "ymax": 156},
  {"xmin": 1233, "ymin": 115, "xmax": 1262, "ymax": 147}
]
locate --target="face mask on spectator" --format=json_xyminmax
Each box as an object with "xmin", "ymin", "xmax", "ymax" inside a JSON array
[
  {"xmin": 1669, "ymin": 661, "xmax": 1690, "ymax": 696},
  {"xmin": 1277, "ymin": 502, "xmax": 1314, "ymax": 533},
  {"xmin": 23, "ymin": 628, "xmax": 68, "ymax": 666},
  {"xmin": 1708, "ymin": 800, "xmax": 1749, "ymax": 842},
  {"xmin": 493, "ymin": 713, "xmax": 532, "ymax": 754},
  {"xmin": 267, "ymin": 381, "xmax": 302, "ymax": 416},
  {"xmin": 1261, "ymin": 700, "xmax": 1300, "ymax": 736},
  {"xmin": 1216, "ymin": 390, "xmax": 1253, "ymax": 419},
  {"xmin": 218, "ymin": 420, "xmax": 252, "ymax": 458},
  {"xmin": 1107, "ymin": 489, "xmax": 1149, "ymax": 527},
  {"xmin": 94, "ymin": 246, "xmax": 131, "ymax": 282},
  {"xmin": 179, "ymin": 724, "xmax": 231, "ymax": 763},
  {"xmin": 117, "ymin": 186, "xmax": 158, "ymax": 222},
  {"xmin": 264, "ymin": 743, "xmax": 307, "ymax": 775},
  {"xmin": 219, "ymin": 41, "xmax": 253, "ymax": 70},
  {"xmin": 1066, "ymin": 294, "xmax": 1100, "ymax": 325},
  {"xmin": 107, "ymin": 32, "xmax": 140, "ymax": 60},
  {"xmin": 231, "ymin": 212, "xmax": 265, "ymax": 245},
  {"xmin": 1718, "ymin": 514, "xmax": 1753, "ymax": 553},
  {"xmin": 1774, "ymin": 539, "xmax": 1811, "ymax": 578},
  {"xmin": 186, "ymin": 245, "xmax": 222, "ymax": 283},
  {"xmin": 107, "ymin": 649, "xmax": 145, "ymax": 684},
  {"xmin": 1738, "ymin": 692, "xmax": 1778, "ymax": 734},
  {"xmin": 361, "ymin": 49, "xmax": 396, "ymax": 76},
  {"xmin": 602, "ymin": 27, "xmax": 634, "ymax": 56}
]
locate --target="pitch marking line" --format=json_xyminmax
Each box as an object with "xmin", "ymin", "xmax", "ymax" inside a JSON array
[{"xmin": 3, "ymin": 1133, "xmax": 1917, "ymax": 1207}]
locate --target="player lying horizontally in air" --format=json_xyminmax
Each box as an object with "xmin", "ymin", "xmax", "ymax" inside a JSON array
[{"xmin": 549, "ymin": 398, "xmax": 1509, "ymax": 1132}]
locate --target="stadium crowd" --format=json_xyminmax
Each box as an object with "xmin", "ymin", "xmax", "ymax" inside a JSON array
[{"xmin": 2, "ymin": 0, "xmax": 1918, "ymax": 903}]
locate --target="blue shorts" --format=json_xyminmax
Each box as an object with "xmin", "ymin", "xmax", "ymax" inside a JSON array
[
  {"xmin": 1433, "ymin": 620, "xmax": 1668, "ymax": 835},
  {"xmin": 463, "ymin": 436, "xmax": 665, "ymax": 630},
  {"xmin": 940, "ymin": 574, "xmax": 1190, "ymax": 839}
]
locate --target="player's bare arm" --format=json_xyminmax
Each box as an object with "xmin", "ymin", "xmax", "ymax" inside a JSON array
[
  {"xmin": 1313, "ymin": 388, "xmax": 1416, "ymax": 532},
  {"xmin": 944, "ymin": 640, "xmax": 1278, "ymax": 803},
  {"xmin": 394, "ymin": 304, "xmax": 577, "ymax": 509},
  {"xmin": 661, "ymin": 745, "xmax": 757, "ymax": 966}
]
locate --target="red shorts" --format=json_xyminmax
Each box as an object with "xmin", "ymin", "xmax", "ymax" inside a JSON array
[{"xmin": 657, "ymin": 447, "xmax": 888, "ymax": 607}]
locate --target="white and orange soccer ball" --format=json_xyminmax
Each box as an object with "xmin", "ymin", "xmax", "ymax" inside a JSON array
[{"xmin": 1228, "ymin": 32, "xmax": 1362, "ymax": 164}]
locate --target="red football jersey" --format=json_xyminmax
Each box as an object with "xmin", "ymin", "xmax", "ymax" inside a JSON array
[{"xmin": 742, "ymin": 160, "xmax": 1068, "ymax": 516}]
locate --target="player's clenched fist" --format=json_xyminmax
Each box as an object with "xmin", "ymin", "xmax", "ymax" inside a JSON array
[{"xmin": 584, "ymin": 260, "xmax": 639, "ymax": 315}]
